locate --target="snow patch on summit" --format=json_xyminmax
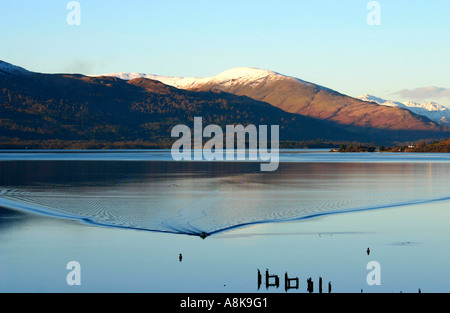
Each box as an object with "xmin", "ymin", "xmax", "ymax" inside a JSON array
[{"xmin": 98, "ymin": 67, "xmax": 313, "ymax": 90}]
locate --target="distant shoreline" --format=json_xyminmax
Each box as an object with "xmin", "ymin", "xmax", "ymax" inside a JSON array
[
  {"xmin": 1, "ymin": 138, "xmax": 450, "ymax": 152},
  {"xmin": 0, "ymin": 139, "xmax": 340, "ymax": 150},
  {"xmin": 331, "ymin": 139, "xmax": 450, "ymax": 153}
]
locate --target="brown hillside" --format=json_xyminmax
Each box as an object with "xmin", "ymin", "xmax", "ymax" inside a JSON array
[{"xmin": 188, "ymin": 74, "xmax": 444, "ymax": 132}]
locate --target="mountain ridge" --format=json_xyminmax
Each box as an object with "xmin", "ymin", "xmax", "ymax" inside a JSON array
[
  {"xmin": 0, "ymin": 60, "xmax": 374, "ymax": 147},
  {"xmin": 1, "ymin": 60, "xmax": 449, "ymax": 148},
  {"xmin": 0, "ymin": 60, "xmax": 30, "ymax": 76},
  {"xmin": 357, "ymin": 94, "xmax": 450, "ymax": 126},
  {"xmin": 101, "ymin": 67, "xmax": 445, "ymax": 132},
  {"xmin": 102, "ymin": 67, "xmax": 334, "ymax": 96}
]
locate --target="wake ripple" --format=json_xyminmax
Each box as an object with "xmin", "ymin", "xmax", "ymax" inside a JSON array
[{"xmin": 1, "ymin": 185, "xmax": 449, "ymax": 238}]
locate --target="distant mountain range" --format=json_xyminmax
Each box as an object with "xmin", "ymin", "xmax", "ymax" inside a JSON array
[
  {"xmin": 103, "ymin": 68, "xmax": 445, "ymax": 133},
  {"xmin": 0, "ymin": 60, "xmax": 449, "ymax": 149},
  {"xmin": 357, "ymin": 94, "xmax": 450, "ymax": 126}
]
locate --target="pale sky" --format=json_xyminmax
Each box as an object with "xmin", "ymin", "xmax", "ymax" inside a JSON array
[{"xmin": 1, "ymin": 0, "xmax": 449, "ymax": 106}]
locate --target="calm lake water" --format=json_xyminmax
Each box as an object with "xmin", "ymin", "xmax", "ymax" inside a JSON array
[{"xmin": 0, "ymin": 150, "xmax": 449, "ymax": 293}]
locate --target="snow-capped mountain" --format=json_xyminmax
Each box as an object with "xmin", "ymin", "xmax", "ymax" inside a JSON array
[
  {"xmin": 358, "ymin": 94, "xmax": 450, "ymax": 126},
  {"xmin": 1, "ymin": 59, "xmax": 447, "ymax": 145},
  {"xmin": 98, "ymin": 67, "xmax": 446, "ymax": 132}
]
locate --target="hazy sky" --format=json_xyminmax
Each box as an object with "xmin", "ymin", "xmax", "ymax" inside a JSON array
[{"xmin": 1, "ymin": 0, "xmax": 449, "ymax": 106}]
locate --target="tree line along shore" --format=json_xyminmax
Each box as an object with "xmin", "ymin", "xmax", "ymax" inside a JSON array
[
  {"xmin": 1, "ymin": 138, "xmax": 450, "ymax": 152},
  {"xmin": 332, "ymin": 138, "xmax": 450, "ymax": 153}
]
